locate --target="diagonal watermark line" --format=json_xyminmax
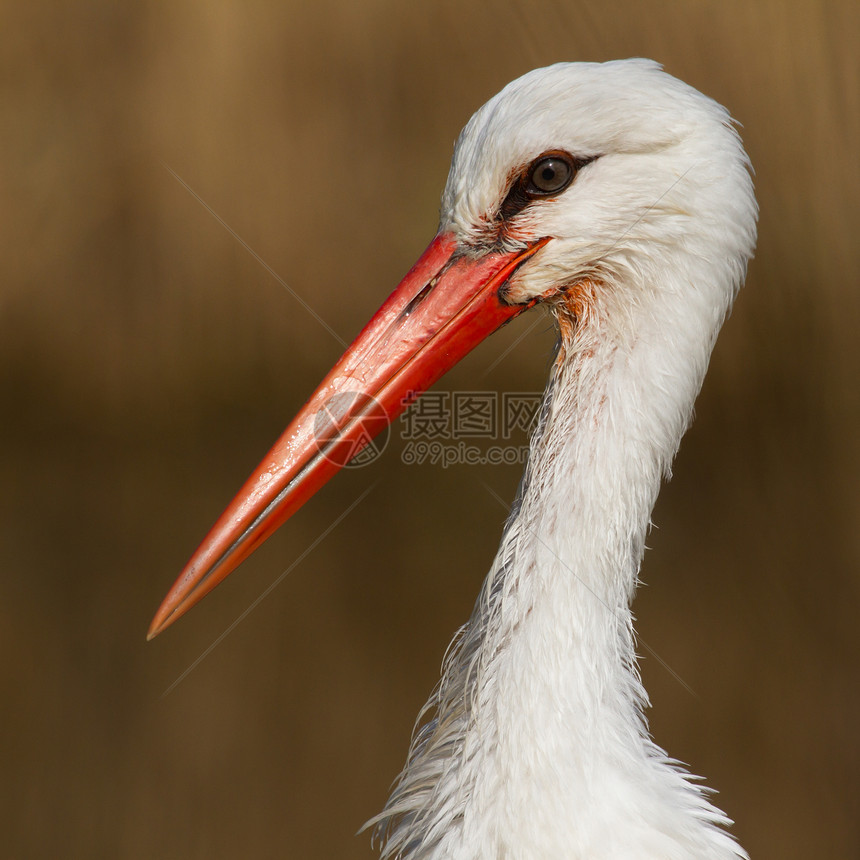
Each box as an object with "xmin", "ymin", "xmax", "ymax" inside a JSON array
[
  {"xmin": 480, "ymin": 312, "xmax": 547, "ymax": 378},
  {"xmin": 481, "ymin": 482, "xmax": 697, "ymax": 699},
  {"xmin": 160, "ymin": 161, "xmax": 347, "ymax": 348},
  {"xmin": 601, "ymin": 162, "xmax": 698, "ymax": 256},
  {"xmin": 160, "ymin": 483, "xmax": 377, "ymax": 699}
]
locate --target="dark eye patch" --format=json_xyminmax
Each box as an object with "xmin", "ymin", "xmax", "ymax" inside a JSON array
[{"xmin": 499, "ymin": 151, "xmax": 596, "ymax": 220}]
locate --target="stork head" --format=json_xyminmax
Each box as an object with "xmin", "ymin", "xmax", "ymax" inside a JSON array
[
  {"xmin": 148, "ymin": 60, "xmax": 756, "ymax": 639},
  {"xmin": 442, "ymin": 60, "xmax": 756, "ymax": 311}
]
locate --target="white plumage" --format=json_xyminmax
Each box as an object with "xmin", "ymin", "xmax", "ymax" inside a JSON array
[
  {"xmin": 372, "ymin": 61, "xmax": 757, "ymax": 859},
  {"xmin": 150, "ymin": 59, "xmax": 757, "ymax": 860}
]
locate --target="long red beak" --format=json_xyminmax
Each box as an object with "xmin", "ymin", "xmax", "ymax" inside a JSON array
[{"xmin": 147, "ymin": 232, "xmax": 549, "ymax": 639}]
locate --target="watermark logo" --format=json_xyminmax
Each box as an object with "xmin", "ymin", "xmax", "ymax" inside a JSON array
[
  {"xmin": 313, "ymin": 390, "xmax": 543, "ymax": 469},
  {"xmin": 401, "ymin": 439, "xmax": 531, "ymax": 468},
  {"xmin": 312, "ymin": 391, "xmax": 390, "ymax": 468},
  {"xmin": 401, "ymin": 391, "xmax": 542, "ymax": 468}
]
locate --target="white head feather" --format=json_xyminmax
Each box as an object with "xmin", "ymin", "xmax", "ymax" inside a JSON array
[{"xmin": 372, "ymin": 60, "xmax": 757, "ymax": 860}]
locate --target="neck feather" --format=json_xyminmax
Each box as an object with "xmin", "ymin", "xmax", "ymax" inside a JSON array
[{"xmin": 373, "ymin": 265, "xmax": 747, "ymax": 860}]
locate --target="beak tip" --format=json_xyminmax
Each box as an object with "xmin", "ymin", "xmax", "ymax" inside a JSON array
[{"xmin": 146, "ymin": 607, "xmax": 173, "ymax": 641}]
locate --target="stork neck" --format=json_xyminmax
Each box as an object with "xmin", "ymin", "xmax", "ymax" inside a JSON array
[
  {"xmin": 377, "ymin": 296, "xmax": 744, "ymax": 859},
  {"xmin": 486, "ymin": 315, "xmax": 675, "ymax": 739},
  {"xmin": 515, "ymin": 315, "xmax": 675, "ymax": 611}
]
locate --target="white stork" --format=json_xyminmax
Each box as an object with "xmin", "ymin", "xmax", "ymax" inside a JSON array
[{"xmin": 149, "ymin": 60, "xmax": 757, "ymax": 859}]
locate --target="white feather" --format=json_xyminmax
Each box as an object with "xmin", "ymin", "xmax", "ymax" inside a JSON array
[{"xmin": 371, "ymin": 60, "xmax": 757, "ymax": 859}]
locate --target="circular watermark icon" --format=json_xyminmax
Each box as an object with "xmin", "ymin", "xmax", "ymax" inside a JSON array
[{"xmin": 312, "ymin": 390, "xmax": 390, "ymax": 469}]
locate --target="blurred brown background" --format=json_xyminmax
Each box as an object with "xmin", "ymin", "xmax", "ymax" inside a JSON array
[{"xmin": 2, "ymin": 1, "xmax": 858, "ymax": 857}]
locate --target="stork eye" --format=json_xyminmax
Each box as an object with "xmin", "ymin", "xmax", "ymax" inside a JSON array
[
  {"xmin": 499, "ymin": 150, "xmax": 593, "ymax": 220},
  {"xmin": 527, "ymin": 155, "xmax": 574, "ymax": 194}
]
